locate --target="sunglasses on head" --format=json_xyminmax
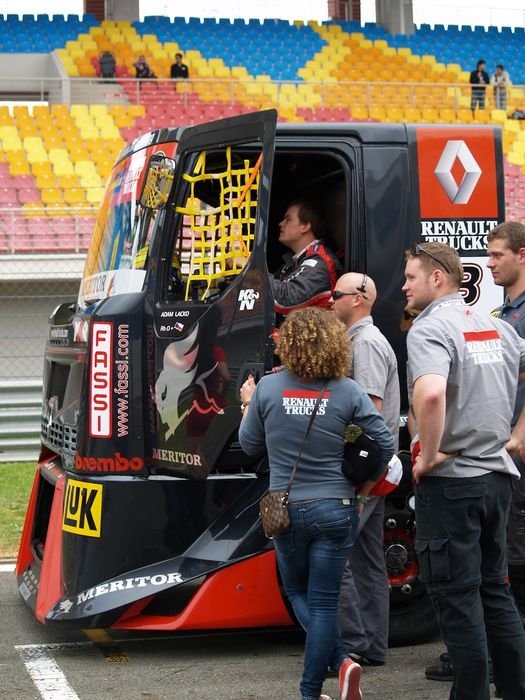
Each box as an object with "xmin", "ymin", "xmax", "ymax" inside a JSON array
[
  {"xmin": 332, "ymin": 274, "xmax": 368, "ymax": 301},
  {"xmin": 410, "ymin": 243, "xmax": 451, "ymax": 274}
]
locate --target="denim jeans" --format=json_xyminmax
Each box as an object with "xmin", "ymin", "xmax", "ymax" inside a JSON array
[
  {"xmin": 273, "ymin": 498, "xmax": 358, "ymax": 700},
  {"xmin": 415, "ymin": 472, "xmax": 525, "ymax": 700}
]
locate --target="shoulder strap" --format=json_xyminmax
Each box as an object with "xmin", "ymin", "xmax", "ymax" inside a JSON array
[{"xmin": 283, "ymin": 380, "xmax": 328, "ymax": 503}]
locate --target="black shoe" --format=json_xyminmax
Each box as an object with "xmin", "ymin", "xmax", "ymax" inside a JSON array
[
  {"xmin": 348, "ymin": 652, "xmax": 385, "ymax": 667},
  {"xmin": 425, "ymin": 652, "xmax": 454, "ymax": 681},
  {"xmin": 425, "ymin": 651, "xmax": 494, "ymax": 683}
]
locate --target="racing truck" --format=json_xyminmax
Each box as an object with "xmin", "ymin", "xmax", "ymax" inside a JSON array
[{"xmin": 16, "ymin": 110, "xmax": 505, "ymax": 643}]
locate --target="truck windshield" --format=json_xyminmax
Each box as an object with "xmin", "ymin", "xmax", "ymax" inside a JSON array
[{"xmin": 78, "ymin": 150, "xmax": 165, "ymax": 310}]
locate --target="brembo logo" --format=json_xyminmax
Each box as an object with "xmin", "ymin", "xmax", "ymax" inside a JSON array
[
  {"xmin": 434, "ymin": 141, "xmax": 481, "ymax": 205},
  {"xmin": 417, "ymin": 127, "xmax": 498, "ymax": 219}
]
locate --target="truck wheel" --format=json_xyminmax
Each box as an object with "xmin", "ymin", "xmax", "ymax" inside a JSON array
[{"xmin": 385, "ymin": 503, "xmax": 440, "ymax": 646}]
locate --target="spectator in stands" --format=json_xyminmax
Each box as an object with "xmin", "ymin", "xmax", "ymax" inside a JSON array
[
  {"xmin": 469, "ymin": 59, "xmax": 489, "ymax": 116},
  {"xmin": 491, "ymin": 64, "xmax": 511, "ymax": 111},
  {"xmin": 170, "ymin": 53, "xmax": 189, "ymax": 80},
  {"xmin": 99, "ymin": 51, "xmax": 116, "ymax": 80},
  {"xmin": 133, "ymin": 55, "xmax": 156, "ymax": 80}
]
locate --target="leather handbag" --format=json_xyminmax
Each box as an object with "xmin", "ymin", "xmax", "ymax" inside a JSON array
[{"xmin": 259, "ymin": 381, "xmax": 328, "ymax": 538}]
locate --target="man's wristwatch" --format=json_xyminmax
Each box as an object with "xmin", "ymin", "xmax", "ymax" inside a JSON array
[{"xmin": 240, "ymin": 401, "xmax": 250, "ymax": 413}]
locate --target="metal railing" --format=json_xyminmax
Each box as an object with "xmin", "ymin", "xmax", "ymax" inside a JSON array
[
  {"xmin": 0, "ymin": 378, "xmax": 41, "ymax": 462},
  {"xmin": 0, "ymin": 75, "xmax": 524, "ymax": 112}
]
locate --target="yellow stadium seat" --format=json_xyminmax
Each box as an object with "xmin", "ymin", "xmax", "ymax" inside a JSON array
[
  {"xmin": 504, "ymin": 119, "xmax": 520, "ymax": 134},
  {"xmin": 57, "ymin": 174, "xmax": 80, "ymax": 188},
  {"xmin": 86, "ymin": 187, "xmax": 105, "ymax": 204},
  {"xmin": 404, "ymin": 108, "xmax": 422, "ymax": 122},
  {"xmin": 35, "ymin": 173, "xmax": 57, "ymax": 188},
  {"xmin": 41, "ymin": 187, "xmax": 64, "ymax": 204},
  {"xmin": 10, "ymin": 160, "xmax": 31, "ymax": 175},
  {"xmin": 90, "ymin": 104, "xmax": 109, "ymax": 117},
  {"xmin": 48, "ymin": 148, "xmax": 70, "ymax": 163},
  {"xmin": 31, "ymin": 161, "xmax": 53, "ymax": 176},
  {"xmin": 26, "ymin": 150, "xmax": 49, "ymax": 164},
  {"xmin": 63, "ymin": 187, "xmax": 86, "ymax": 204},
  {"xmin": 80, "ymin": 172, "xmax": 102, "ymax": 188},
  {"xmin": 439, "ymin": 108, "xmax": 457, "ymax": 123},
  {"xmin": 74, "ymin": 161, "xmax": 97, "ymax": 177},
  {"xmin": 53, "ymin": 161, "xmax": 75, "ymax": 176},
  {"xmin": 350, "ymin": 106, "xmax": 369, "ymax": 120},
  {"xmin": 421, "ymin": 108, "xmax": 439, "ymax": 122},
  {"xmin": 369, "ymin": 107, "xmax": 387, "ymax": 121},
  {"xmin": 457, "ymin": 108, "xmax": 475, "ymax": 123},
  {"xmin": 386, "ymin": 107, "xmax": 404, "ymax": 122}
]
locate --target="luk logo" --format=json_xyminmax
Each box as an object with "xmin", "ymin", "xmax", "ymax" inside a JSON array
[
  {"xmin": 238, "ymin": 288, "xmax": 260, "ymax": 311},
  {"xmin": 90, "ymin": 322, "xmax": 113, "ymax": 437},
  {"xmin": 416, "ymin": 127, "xmax": 498, "ymax": 219},
  {"xmin": 434, "ymin": 141, "xmax": 481, "ymax": 204},
  {"xmin": 62, "ymin": 479, "xmax": 103, "ymax": 538}
]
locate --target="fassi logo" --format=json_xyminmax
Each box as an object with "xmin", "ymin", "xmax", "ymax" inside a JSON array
[
  {"xmin": 417, "ymin": 127, "xmax": 498, "ymax": 219},
  {"xmin": 89, "ymin": 322, "xmax": 113, "ymax": 438}
]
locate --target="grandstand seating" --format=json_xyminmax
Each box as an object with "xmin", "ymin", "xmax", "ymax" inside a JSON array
[{"xmin": 0, "ymin": 13, "xmax": 524, "ymax": 255}]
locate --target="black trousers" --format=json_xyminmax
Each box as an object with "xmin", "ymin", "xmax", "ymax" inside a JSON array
[{"xmin": 415, "ymin": 472, "xmax": 525, "ymax": 700}]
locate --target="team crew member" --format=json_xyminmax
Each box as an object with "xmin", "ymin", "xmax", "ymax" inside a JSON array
[
  {"xmin": 404, "ymin": 241, "xmax": 525, "ymax": 700},
  {"xmin": 488, "ymin": 221, "xmax": 525, "ymax": 621},
  {"xmin": 333, "ymin": 272, "xmax": 400, "ymax": 667},
  {"xmin": 238, "ymin": 307, "xmax": 394, "ymax": 700},
  {"xmin": 271, "ymin": 199, "xmax": 341, "ymax": 316}
]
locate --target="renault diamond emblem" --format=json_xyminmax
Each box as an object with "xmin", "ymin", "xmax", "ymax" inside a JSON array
[{"xmin": 434, "ymin": 140, "xmax": 482, "ymax": 205}]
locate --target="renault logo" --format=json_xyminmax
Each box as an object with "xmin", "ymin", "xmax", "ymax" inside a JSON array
[{"xmin": 434, "ymin": 141, "xmax": 482, "ymax": 205}]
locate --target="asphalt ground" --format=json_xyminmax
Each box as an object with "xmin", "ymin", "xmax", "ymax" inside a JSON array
[{"xmin": 1, "ymin": 562, "xmax": 501, "ymax": 700}]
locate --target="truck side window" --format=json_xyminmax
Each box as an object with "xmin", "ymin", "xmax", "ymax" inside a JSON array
[{"xmin": 169, "ymin": 146, "xmax": 262, "ymax": 302}]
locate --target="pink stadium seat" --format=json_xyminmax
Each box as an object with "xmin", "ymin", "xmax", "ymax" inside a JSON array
[
  {"xmin": 0, "ymin": 187, "xmax": 19, "ymax": 203},
  {"xmin": 18, "ymin": 188, "xmax": 42, "ymax": 204}
]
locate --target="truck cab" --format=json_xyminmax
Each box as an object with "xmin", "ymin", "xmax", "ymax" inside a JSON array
[{"xmin": 17, "ymin": 110, "xmax": 504, "ymax": 641}]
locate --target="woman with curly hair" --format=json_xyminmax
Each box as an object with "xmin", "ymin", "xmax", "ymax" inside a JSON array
[{"xmin": 239, "ymin": 307, "xmax": 394, "ymax": 700}]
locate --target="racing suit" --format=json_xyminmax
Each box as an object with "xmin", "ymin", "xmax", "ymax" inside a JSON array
[{"xmin": 270, "ymin": 240, "xmax": 341, "ymax": 316}]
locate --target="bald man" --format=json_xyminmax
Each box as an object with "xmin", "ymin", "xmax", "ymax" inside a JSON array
[{"xmin": 332, "ymin": 272, "xmax": 400, "ymax": 666}]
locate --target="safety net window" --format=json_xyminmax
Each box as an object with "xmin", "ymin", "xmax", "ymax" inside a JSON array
[{"xmin": 173, "ymin": 146, "xmax": 262, "ymax": 301}]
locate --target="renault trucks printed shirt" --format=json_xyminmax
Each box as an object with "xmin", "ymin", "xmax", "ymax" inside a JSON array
[{"xmin": 407, "ymin": 293, "xmax": 525, "ymax": 478}]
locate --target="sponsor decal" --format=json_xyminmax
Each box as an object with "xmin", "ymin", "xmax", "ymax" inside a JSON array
[
  {"xmin": 463, "ymin": 329, "xmax": 503, "ymax": 365},
  {"xmin": 417, "ymin": 127, "xmax": 498, "ymax": 220},
  {"xmin": 155, "ymin": 324, "xmax": 225, "ymax": 438},
  {"xmin": 75, "ymin": 453, "xmax": 144, "ymax": 473},
  {"xmin": 50, "ymin": 327, "xmax": 68, "ymax": 339},
  {"xmin": 151, "ymin": 448, "xmax": 202, "ymax": 466},
  {"xmin": 73, "ymin": 572, "xmax": 184, "ymax": 606},
  {"xmin": 115, "ymin": 324, "xmax": 130, "ymax": 438},
  {"xmin": 62, "ymin": 479, "xmax": 103, "ymax": 538},
  {"xmin": 90, "ymin": 322, "xmax": 113, "ymax": 438},
  {"xmin": 238, "ymin": 288, "xmax": 260, "ymax": 311},
  {"xmin": 160, "ymin": 310, "xmax": 190, "ymax": 318},
  {"xmin": 434, "ymin": 140, "xmax": 481, "ymax": 204},
  {"xmin": 73, "ymin": 318, "xmax": 89, "ymax": 343},
  {"xmin": 174, "ymin": 322, "xmax": 184, "ymax": 332},
  {"xmin": 281, "ymin": 389, "xmax": 330, "ymax": 415}
]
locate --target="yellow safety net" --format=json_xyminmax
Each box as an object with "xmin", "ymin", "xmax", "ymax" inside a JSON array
[{"xmin": 175, "ymin": 147, "xmax": 261, "ymax": 301}]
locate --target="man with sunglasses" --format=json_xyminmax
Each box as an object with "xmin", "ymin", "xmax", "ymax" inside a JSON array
[
  {"xmin": 404, "ymin": 241, "xmax": 525, "ymax": 700},
  {"xmin": 332, "ymin": 272, "xmax": 400, "ymax": 668},
  {"xmin": 271, "ymin": 198, "xmax": 341, "ymax": 316}
]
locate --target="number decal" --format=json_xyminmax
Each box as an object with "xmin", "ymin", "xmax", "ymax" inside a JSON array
[{"xmin": 461, "ymin": 262, "xmax": 482, "ymax": 306}]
